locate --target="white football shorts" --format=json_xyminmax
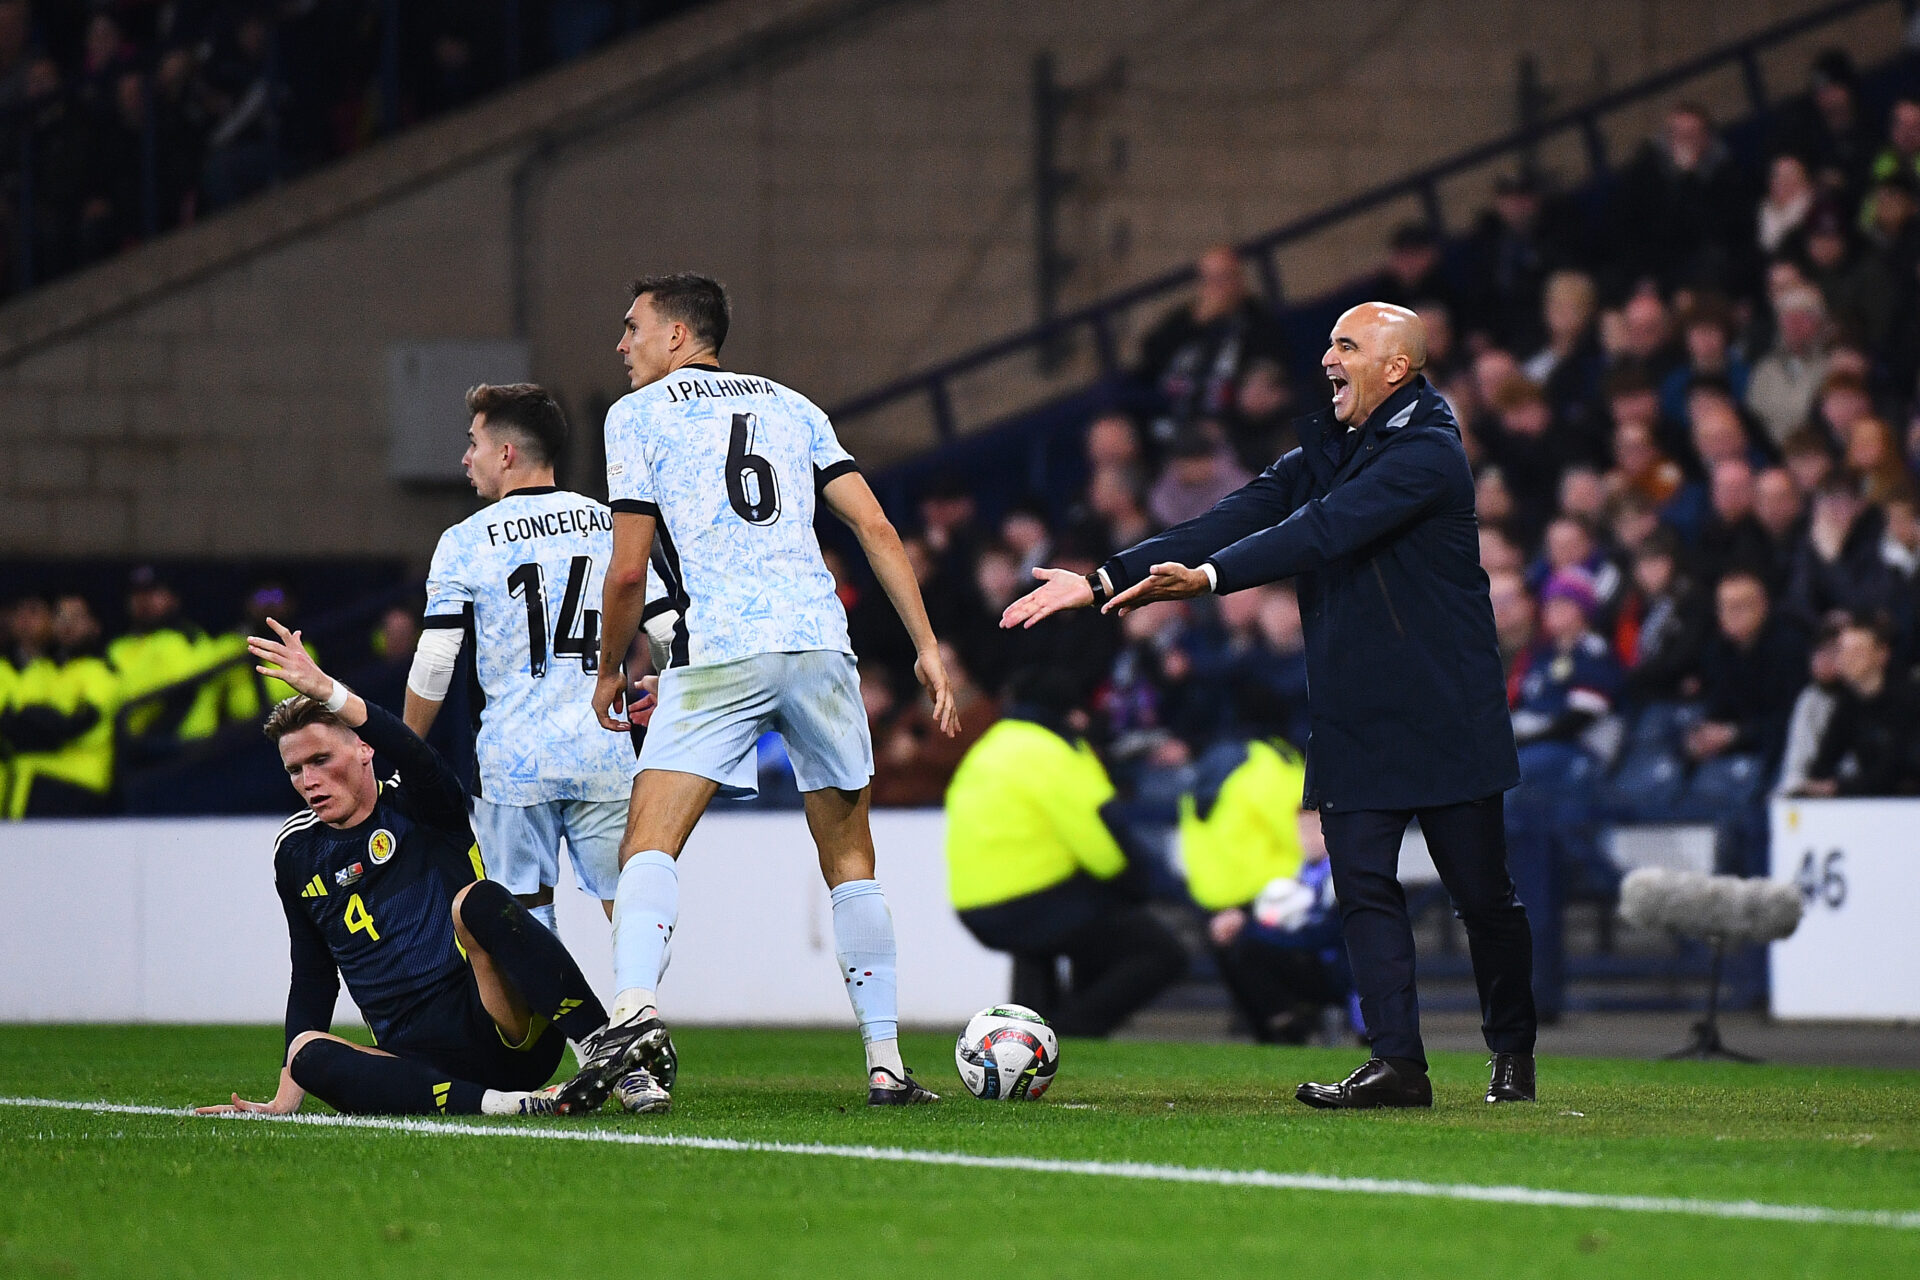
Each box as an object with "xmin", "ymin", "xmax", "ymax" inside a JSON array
[
  {"xmin": 638, "ymin": 649, "xmax": 874, "ymax": 795},
  {"xmin": 469, "ymin": 796, "xmax": 629, "ymax": 901}
]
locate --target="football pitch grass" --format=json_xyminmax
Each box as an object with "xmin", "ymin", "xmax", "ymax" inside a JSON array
[{"xmin": 3, "ymin": 1026, "xmax": 1917, "ymax": 1278}]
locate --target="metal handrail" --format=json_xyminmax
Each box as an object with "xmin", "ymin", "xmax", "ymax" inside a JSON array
[{"xmin": 829, "ymin": 0, "xmax": 1899, "ymax": 437}]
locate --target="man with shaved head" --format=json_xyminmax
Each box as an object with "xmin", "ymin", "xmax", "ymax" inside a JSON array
[{"xmin": 1005, "ymin": 302, "xmax": 1535, "ymax": 1109}]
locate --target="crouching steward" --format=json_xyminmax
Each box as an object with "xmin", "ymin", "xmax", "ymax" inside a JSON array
[
  {"xmin": 943, "ymin": 666, "xmax": 1186, "ymax": 1038},
  {"xmin": 196, "ymin": 618, "xmax": 609, "ymax": 1119}
]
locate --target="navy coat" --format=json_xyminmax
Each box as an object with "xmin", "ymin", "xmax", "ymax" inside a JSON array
[{"xmin": 1104, "ymin": 377, "xmax": 1519, "ymax": 812}]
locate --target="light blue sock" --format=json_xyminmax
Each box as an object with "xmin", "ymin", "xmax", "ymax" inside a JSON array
[
  {"xmin": 529, "ymin": 901, "xmax": 558, "ymax": 935},
  {"xmin": 612, "ymin": 850, "xmax": 678, "ymax": 1017},
  {"xmin": 830, "ymin": 879, "xmax": 901, "ymax": 1072}
]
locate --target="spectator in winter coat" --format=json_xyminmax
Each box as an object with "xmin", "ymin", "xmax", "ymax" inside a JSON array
[
  {"xmin": 1787, "ymin": 473, "xmax": 1900, "ymax": 626},
  {"xmin": 1136, "ymin": 246, "xmax": 1288, "ymax": 445},
  {"xmin": 1775, "ymin": 618, "xmax": 1847, "ymax": 797},
  {"xmin": 1696, "ymin": 459, "xmax": 1777, "ymax": 585},
  {"xmin": 1615, "ymin": 529, "xmax": 1710, "ymax": 706},
  {"xmin": 1689, "ymin": 570, "xmax": 1808, "ymax": 771},
  {"xmin": 1746, "ymin": 286, "xmax": 1832, "ymax": 448},
  {"xmin": 1799, "ymin": 615, "xmax": 1920, "ymax": 796},
  {"xmin": 1612, "ymin": 103, "xmax": 1753, "ymax": 293}
]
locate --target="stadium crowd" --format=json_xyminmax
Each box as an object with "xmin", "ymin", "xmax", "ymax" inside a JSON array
[{"xmin": 0, "ymin": 0, "xmax": 697, "ymax": 297}]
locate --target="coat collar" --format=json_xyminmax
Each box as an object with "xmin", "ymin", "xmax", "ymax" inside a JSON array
[{"xmin": 1298, "ymin": 376, "xmax": 1432, "ymax": 484}]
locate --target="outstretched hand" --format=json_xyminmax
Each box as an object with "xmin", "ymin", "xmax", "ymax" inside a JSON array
[
  {"xmin": 247, "ymin": 618, "xmax": 330, "ymax": 700},
  {"xmin": 1000, "ymin": 567, "xmax": 1094, "ymax": 630},
  {"xmin": 1102, "ymin": 562, "xmax": 1210, "ymax": 615},
  {"xmin": 194, "ymin": 1093, "xmax": 294, "ymax": 1116}
]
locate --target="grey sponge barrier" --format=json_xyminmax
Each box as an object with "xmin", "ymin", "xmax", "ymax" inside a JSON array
[{"xmin": 1617, "ymin": 868, "xmax": 1805, "ymax": 1061}]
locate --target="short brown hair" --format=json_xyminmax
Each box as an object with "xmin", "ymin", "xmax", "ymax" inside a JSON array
[
  {"xmin": 1780, "ymin": 426, "xmax": 1834, "ymax": 460},
  {"xmin": 466, "ymin": 382, "xmax": 569, "ymax": 466},
  {"xmin": 1679, "ymin": 294, "xmax": 1734, "ymax": 335},
  {"xmin": 1490, "ymin": 375, "xmax": 1546, "ymax": 413},
  {"xmin": 263, "ymin": 695, "xmax": 348, "ymax": 744},
  {"xmin": 1820, "ymin": 368, "xmax": 1869, "ymax": 397},
  {"xmin": 631, "ymin": 272, "xmax": 730, "ymax": 352}
]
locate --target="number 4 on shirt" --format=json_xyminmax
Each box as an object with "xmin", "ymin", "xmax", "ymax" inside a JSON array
[
  {"xmin": 344, "ymin": 892, "xmax": 381, "ymax": 941},
  {"xmin": 506, "ymin": 555, "xmax": 601, "ymax": 678}
]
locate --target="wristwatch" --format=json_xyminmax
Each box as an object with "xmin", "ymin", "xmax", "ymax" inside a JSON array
[{"xmin": 1084, "ymin": 571, "xmax": 1111, "ymax": 605}]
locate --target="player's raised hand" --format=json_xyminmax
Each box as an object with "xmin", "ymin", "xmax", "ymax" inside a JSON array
[
  {"xmin": 592, "ymin": 667, "xmax": 630, "ymax": 733},
  {"xmin": 248, "ymin": 618, "xmax": 328, "ymax": 699},
  {"xmin": 1000, "ymin": 567, "xmax": 1094, "ymax": 630},
  {"xmin": 1103, "ymin": 562, "xmax": 1210, "ymax": 615},
  {"xmin": 914, "ymin": 647, "xmax": 961, "ymax": 738}
]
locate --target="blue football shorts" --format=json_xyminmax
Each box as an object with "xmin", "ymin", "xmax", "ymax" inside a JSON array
[
  {"xmin": 468, "ymin": 795, "xmax": 629, "ymax": 900},
  {"xmin": 638, "ymin": 649, "xmax": 875, "ymax": 795}
]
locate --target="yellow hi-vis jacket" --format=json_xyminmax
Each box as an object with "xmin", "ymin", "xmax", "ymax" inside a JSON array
[
  {"xmin": 1178, "ymin": 739, "xmax": 1307, "ymax": 911},
  {"xmin": 6, "ymin": 653, "xmax": 121, "ymax": 817},
  {"xmin": 180, "ymin": 631, "xmax": 314, "ymax": 739},
  {"xmin": 0, "ymin": 658, "xmax": 15, "ymax": 813},
  {"xmin": 943, "ymin": 718, "xmax": 1127, "ymax": 911},
  {"xmin": 108, "ymin": 627, "xmax": 210, "ymax": 738}
]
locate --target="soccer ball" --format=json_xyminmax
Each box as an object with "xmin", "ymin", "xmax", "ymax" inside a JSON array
[{"xmin": 954, "ymin": 1004, "xmax": 1059, "ymax": 1101}]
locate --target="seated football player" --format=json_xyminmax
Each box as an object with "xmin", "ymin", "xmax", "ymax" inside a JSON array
[{"xmin": 196, "ymin": 619, "xmax": 623, "ymax": 1119}]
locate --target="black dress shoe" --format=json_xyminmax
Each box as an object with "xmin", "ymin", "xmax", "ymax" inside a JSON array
[
  {"xmin": 1295, "ymin": 1057, "xmax": 1433, "ymax": 1109},
  {"xmin": 1486, "ymin": 1052, "xmax": 1536, "ymax": 1103}
]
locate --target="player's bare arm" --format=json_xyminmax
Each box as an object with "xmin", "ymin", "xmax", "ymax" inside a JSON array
[
  {"xmin": 595, "ymin": 510, "xmax": 656, "ymax": 732},
  {"xmin": 822, "ymin": 470, "xmax": 959, "ymax": 737},
  {"xmin": 249, "ymin": 618, "xmax": 368, "ymax": 726},
  {"xmin": 402, "ymin": 687, "xmax": 440, "ymax": 738}
]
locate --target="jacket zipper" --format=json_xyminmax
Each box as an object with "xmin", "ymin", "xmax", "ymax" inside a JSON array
[{"xmin": 1372, "ymin": 561, "xmax": 1406, "ymax": 638}]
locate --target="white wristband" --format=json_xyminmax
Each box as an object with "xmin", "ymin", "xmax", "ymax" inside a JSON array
[
  {"xmin": 1200, "ymin": 562, "xmax": 1219, "ymax": 592},
  {"xmin": 322, "ymin": 681, "xmax": 352, "ymax": 713}
]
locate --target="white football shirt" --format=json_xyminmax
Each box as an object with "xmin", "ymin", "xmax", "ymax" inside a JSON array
[
  {"xmin": 424, "ymin": 486, "xmax": 669, "ymax": 804},
  {"xmin": 602, "ymin": 364, "xmax": 856, "ymax": 667}
]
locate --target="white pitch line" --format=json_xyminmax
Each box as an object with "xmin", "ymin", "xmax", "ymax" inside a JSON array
[{"xmin": 5, "ymin": 1095, "xmax": 1917, "ymax": 1231}]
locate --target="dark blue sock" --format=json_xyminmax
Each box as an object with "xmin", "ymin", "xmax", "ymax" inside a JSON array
[{"xmin": 289, "ymin": 1038, "xmax": 486, "ymax": 1115}]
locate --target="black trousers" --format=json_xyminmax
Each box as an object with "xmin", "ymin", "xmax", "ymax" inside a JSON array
[
  {"xmin": 22, "ymin": 776, "xmax": 114, "ymax": 817},
  {"xmin": 1321, "ymin": 794, "xmax": 1535, "ymax": 1067},
  {"xmin": 1213, "ymin": 937, "xmax": 1346, "ymax": 1038},
  {"xmin": 960, "ymin": 877, "xmax": 1186, "ymax": 1038}
]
